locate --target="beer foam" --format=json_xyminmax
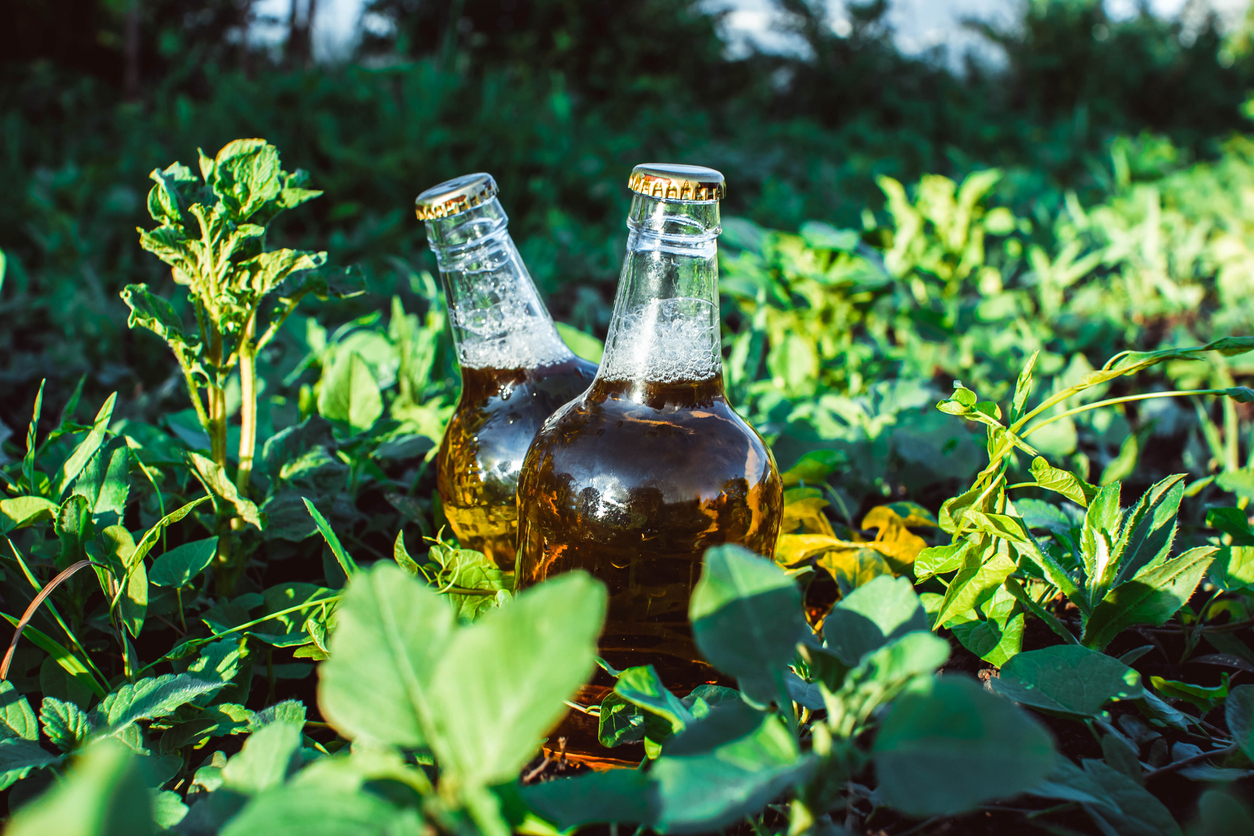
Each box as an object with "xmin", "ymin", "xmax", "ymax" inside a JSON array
[
  {"xmin": 455, "ymin": 310, "xmax": 573, "ymax": 369},
  {"xmin": 599, "ymin": 297, "xmax": 721, "ymax": 383}
]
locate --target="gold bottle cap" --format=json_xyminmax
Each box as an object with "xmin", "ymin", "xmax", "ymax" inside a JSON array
[
  {"xmin": 414, "ymin": 172, "xmax": 499, "ymax": 221},
  {"xmin": 627, "ymin": 163, "xmax": 726, "ymax": 201}
]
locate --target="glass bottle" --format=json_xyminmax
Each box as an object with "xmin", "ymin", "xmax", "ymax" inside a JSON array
[
  {"xmin": 515, "ymin": 164, "xmax": 783, "ymax": 761},
  {"xmin": 417, "ymin": 173, "xmax": 597, "ymax": 571}
]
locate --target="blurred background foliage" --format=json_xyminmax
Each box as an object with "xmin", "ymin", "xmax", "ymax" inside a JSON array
[{"xmin": 2, "ymin": 0, "xmax": 1253, "ymax": 522}]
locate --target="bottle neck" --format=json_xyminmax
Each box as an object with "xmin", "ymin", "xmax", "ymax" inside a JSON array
[
  {"xmin": 597, "ymin": 193, "xmax": 723, "ymax": 398},
  {"xmin": 425, "ymin": 198, "xmax": 573, "ymax": 372}
]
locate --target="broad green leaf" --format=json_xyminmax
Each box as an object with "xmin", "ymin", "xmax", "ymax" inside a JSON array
[
  {"xmin": 89, "ymin": 674, "xmax": 225, "ymax": 738},
  {"xmin": 1228, "ymin": 685, "xmax": 1254, "ymax": 761},
  {"xmin": 1207, "ymin": 507, "xmax": 1254, "ymax": 543},
  {"xmin": 149, "ymin": 537, "xmax": 219, "ymax": 587},
  {"xmin": 222, "ymin": 721, "xmax": 302, "ymax": 794},
  {"xmin": 392, "ymin": 531, "xmax": 420, "ymax": 576},
  {"xmin": 57, "ymin": 493, "xmax": 94, "ymax": 565},
  {"xmin": 303, "ymin": 498, "xmax": 358, "ymax": 577},
  {"xmin": 823, "ymin": 574, "xmax": 927, "ymax": 665},
  {"xmin": 427, "ymin": 572, "xmax": 606, "ymax": 786},
  {"xmin": 949, "ymin": 587, "xmax": 1025, "ymax": 667},
  {"xmin": 41, "ymin": 696, "xmax": 94, "ymax": 752},
  {"xmin": 6, "ymin": 740, "xmax": 153, "ymax": 836},
  {"xmin": 873, "ymin": 675, "xmax": 1054, "ymax": 816},
  {"xmin": 1112, "ymin": 474, "xmax": 1186, "ymax": 587},
  {"xmin": 1209, "ymin": 545, "xmax": 1254, "ymax": 592},
  {"xmin": 1081, "ymin": 547, "xmax": 1217, "ymax": 650},
  {"xmin": 211, "ymin": 139, "xmax": 283, "ymax": 221},
  {"xmin": 933, "ymin": 539, "xmax": 1016, "ymax": 628},
  {"xmin": 824, "ymin": 631, "xmax": 951, "ymax": 736},
  {"xmin": 650, "ymin": 708, "xmax": 810, "ymax": 834},
  {"xmin": 317, "ymin": 351, "xmax": 383, "ymax": 434},
  {"xmin": 119, "ymin": 284, "xmax": 186, "ymax": 343},
  {"xmin": 1195, "ymin": 790, "xmax": 1254, "ymax": 836},
  {"xmin": 0, "ymin": 682, "xmax": 38, "ymax": 741},
  {"xmin": 0, "ymin": 737, "xmax": 60, "ymax": 779},
  {"xmin": 220, "ymin": 784, "xmax": 419, "ymax": 836},
  {"xmin": 128, "ymin": 497, "xmax": 211, "ymax": 570},
  {"xmin": 318, "ymin": 562, "xmax": 455, "ymax": 748},
  {"xmin": 598, "ymin": 692, "xmax": 647, "ymax": 748},
  {"xmin": 429, "ymin": 542, "xmax": 507, "ymax": 621},
  {"xmin": 554, "ymin": 322, "xmax": 604, "ymax": 364},
  {"xmin": 54, "ymin": 393, "xmax": 117, "ymax": 499},
  {"xmin": 523, "ymin": 767, "xmax": 656, "ymax": 828},
  {"xmin": 614, "ymin": 665, "xmax": 694, "ymax": 736},
  {"xmin": 990, "ymin": 645, "xmax": 1143, "ymax": 718},
  {"xmin": 1029, "ymin": 457, "xmax": 1096, "ymax": 507},
  {"xmin": 1031, "ymin": 757, "xmax": 1183, "ymax": 836},
  {"xmin": 1150, "ymin": 675, "xmax": 1229, "ymax": 713},
  {"xmin": 914, "ymin": 541, "xmax": 969, "ymax": 581},
  {"xmin": 187, "ymin": 453, "xmax": 261, "ymax": 529},
  {"xmin": 73, "ymin": 438, "xmax": 130, "ymax": 519},
  {"xmin": 0, "ymin": 496, "xmax": 58, "ymax": 533},
  {"xmin": 690, "ymin": 544, "xmax": 806, "ymax": 688}
]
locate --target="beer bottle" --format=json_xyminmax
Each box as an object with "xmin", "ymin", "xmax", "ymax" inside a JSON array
[
  {"xmin": 515, "ymin": 164, "xmax": 783, "ymax": 760},
  {"xmin": 416, "ymin": 173, "xmax": 597, "ymax": 571}
]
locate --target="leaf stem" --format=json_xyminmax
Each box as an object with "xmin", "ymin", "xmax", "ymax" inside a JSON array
[
  {"xmin": 1020, "ymin": 390, "xmax": 1229, "ymax": 441},
  {"xmin": 236, "ymin": 311, "xmax": 258, "ymax": 495}
]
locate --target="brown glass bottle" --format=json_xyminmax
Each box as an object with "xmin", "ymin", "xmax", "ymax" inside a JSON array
[
  {"xmin": 417, "ymin": 173, "xmax": 597, "ymax": 569},
  {"xmin": 515, "ymin": 164, "xmax": 783, "ymax": 763}
]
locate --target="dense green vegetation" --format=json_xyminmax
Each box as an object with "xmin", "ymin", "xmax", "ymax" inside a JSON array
[{"xmin": 0, "ymin": 1, "xmax": 1252, "ymax": 833}]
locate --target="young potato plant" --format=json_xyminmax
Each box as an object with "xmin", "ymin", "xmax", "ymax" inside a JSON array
[{"xmin": 127, "ymin": 139, "xmax": 331, "ymax": 591}]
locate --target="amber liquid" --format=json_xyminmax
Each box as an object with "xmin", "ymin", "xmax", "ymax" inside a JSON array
[
  {"xmin": 437, "ymin": 357, "xmax": 598, "ymax": 570},
  {"xmin": 516, "ymin": 375, "xmax": 783, "ymax": 763}
]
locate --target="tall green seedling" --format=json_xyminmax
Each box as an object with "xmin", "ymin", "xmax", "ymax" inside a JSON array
[{"xmin": 128, "ymin": 139, "xmax": 327, "ymax": 590}]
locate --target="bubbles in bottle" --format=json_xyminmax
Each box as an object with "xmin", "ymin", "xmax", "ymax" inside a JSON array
[
  {"xmin": 598, "ymin": 297, "xmax": 721, "ymax": 383},
  {"xmin": 450, "ymin": 276, "xmax": 573, "ymax": 369}
]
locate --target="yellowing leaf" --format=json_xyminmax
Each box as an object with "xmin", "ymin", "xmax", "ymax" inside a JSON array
[
  {"xmin": 861, "ymin": 505, "xmax": 932, "ymax": 574},
  {"xmin": 817, "ymin": 547, "xmax": 893, "ymax": 593},
  {"xmin": 775, "ymin": 533, "xmax": 860, "ymax": 568},
  {"xmin": 780, "ymin": 497, "xmax": 835, "ymax": 536}
]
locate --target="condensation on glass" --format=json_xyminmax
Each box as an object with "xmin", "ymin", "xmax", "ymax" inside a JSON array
[
  {"xmin": 417, "ymin": 173, "xmax": 597, "ymax": 570},
  {"xmin": 514, "ymin": 163, "xmax": 784, "ymax": 764}
]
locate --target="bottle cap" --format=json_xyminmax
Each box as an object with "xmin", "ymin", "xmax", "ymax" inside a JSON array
[
  {"xmin": 415, "ymin": 172, "xmax": 499, "ymax": 221},
  {"xmin": 627, "ymin": 163, "xmax": 726, "ymax": 201}
]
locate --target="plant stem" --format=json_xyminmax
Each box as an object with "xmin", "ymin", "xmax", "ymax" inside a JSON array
[
  {"xmin": 236, "ymin": 312, "xmax": 258, "ymax": 494},
  {"xmin": 1021, "ymin": 390, "xmax": 1229, "ymax": 441}
]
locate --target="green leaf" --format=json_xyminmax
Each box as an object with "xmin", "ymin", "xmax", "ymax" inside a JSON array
[
  {"xmin": 1080, "ymin": 482, "xmax": 1124, "ymax": 596},
  {"xmin": 119, "ymin": 284, "xmax": 186, "ymax": 344},
  {"xmin": 236, "ymin": 249, "xmax": 327, "ymax": 298},
  {"xmin": 1206, "ymin": 507, "xmax": 1254, "ymax": 544},
  {"xmin": 1195, "ymin": 790, "xmax": 1254, "ymax": 836},
  {"xmin": 1228, "ymin": 684, "xmax": 1254, "ymax": 761},
  {"xmin": 823, "ymin": 575, "xmax": 927, "ymax": 666},
  {"xmin": 426, "ymin": 572, "xmax": 606, "ymax": 786},
  {"xmin": 824, "ymin": 631, "xmax": 952, "ymax": 734},
  {"xmin": 392, "ymin": 531, "xmax": 420, "ymax": 577},
  {"xmin": 523, "ymin": 767, "xmax": 656, "ymax": 828},
  {"xmin": 187, "ymin": 453, "xmax": 262, "ymax": 529},
  {"xmin": 873, "ymin": 675, "xmax": 1055, "ymax": 816},
  {"xmin": 0, "ymin": 737, "xmax": 60, "ymax": 778},
  {"xmin": 1029, "ymin": 457, "xmax": 1096, "ymax": 507},
  {"xmin": 0, "ymin": 614, "xmax": 107, "ymax": 699},
  {"xmin": 222, "ymin": 721, "xmax": 302, "ymax": 794},
  {"xmin": 211, "ymin": 139, "xmax": 283, "ymax": 221},
  {"xmin": 553, "ymin": 322, "xmax": 604, "ymax": 364},
  {"xmin": 55, "ymin": 393, "xmax": 117, "ymax": 499},
  {"xmin": 89, "ymin": 674, "xmax": 225, "ymax": 738},
  {"xmin": 149, "ymin": 537, "xmax": 219, "ymax": 588},
  {"xmin": 1112, "ymin": 474, "xmax": 1186, "ymax": 587},
  {"xmin": 613, "ymin": 665, "xmax": 694, "ymax": 752},
  {"xmin": 933, "ymin": 539, "xmax": 1016, "ymax": 628},
  {"xmin": 1030, "ymin": 757, "xmax": 1183, "ymax": 836},
  {"xmin": 1081, "ymin": 547, "xmax": 1218, "ymax": 651},
  {"xmin": 650, "ymin": 708, "xmax": 810, "ymax": 834},
  {"xmin": 127, "ymin": 497, "xmax": 211, "ymax": 570},
  {"xmin": 219, "ymin": 785, "xmax": 417, "ymax": 836},
  {"xmin": 949, "ymin": 587, "xmax": 1026, "ymax": 667},
  {"xmin": 72, "ymin": 438, "xmax": 130, "ymax": 519},
  {"xmin": 690, "ymin": 545, "xmax": 806, "ymax": 690},
  {"xmin": 0, "ymin": 682, "xmax": 39, "ymax": 741},
  {"xmin": 6, "ymin": 740, "xmax": 154, "ymax": 836},
  {"xmin": 317, "ymin": 351, "xmax": 383, "ymax": 434},
  {"xmin": 914, "ymin": 541, "xmax": 969, "ymax": 581},
  {"xmin": 598, "ymin": 692, "xmax": 647, "ymax": 748},
  {"xmin": 40, "ymin": 697, "xmax": 94, "ymax": 752},
  {"xmin": 303, "ymin": 498, "xmax": 358, "ymax": 577},
  {"xmin": 0, "ymin": 496, "xmax": 58, "ymax": 533},
  {"xmin": 989, "ymin": 645, "xmax": 1144, "ymax": 718}
]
